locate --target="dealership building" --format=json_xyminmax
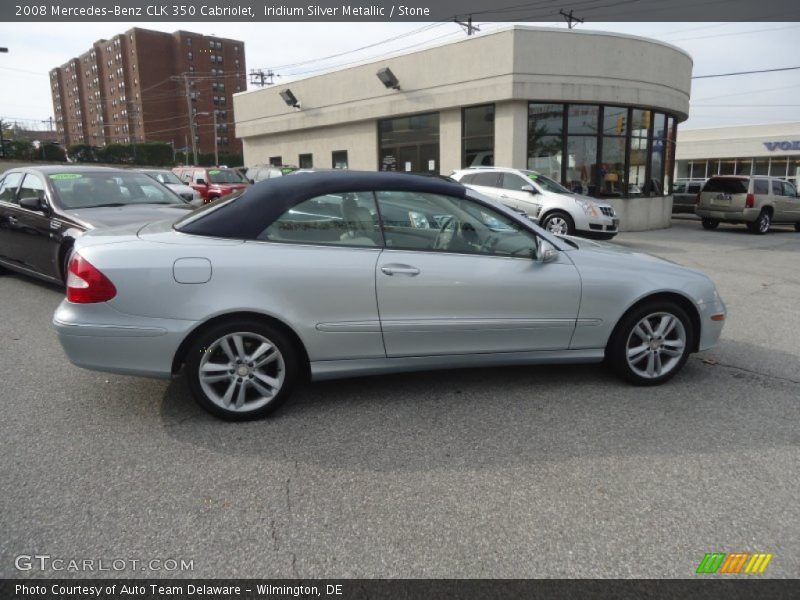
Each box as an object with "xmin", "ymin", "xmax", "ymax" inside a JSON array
[
  {"xmin": 676, "ymin": 122, "xmax": 800, "ymax": 188},
  {"xmin": 234, "ymin": 26, "xmax": 693, "ymax": 230}
]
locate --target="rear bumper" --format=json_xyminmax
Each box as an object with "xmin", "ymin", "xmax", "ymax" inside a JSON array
[
  {"xmin": 53, "ymin": 301, "xmax": 196, "ymax": 379},
  {"xmin": 695, "ymin": 207, "xmax": 761, "ymax": 222}
]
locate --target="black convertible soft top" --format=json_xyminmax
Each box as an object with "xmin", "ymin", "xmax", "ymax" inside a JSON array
[{"xmin": 176, "ymin": 170, "xmax": 468, "ymax": 239}]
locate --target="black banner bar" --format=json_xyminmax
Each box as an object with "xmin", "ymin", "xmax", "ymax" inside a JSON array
[
  {"xmin": 3, "ymin": 0, "xmax": 800, "ymax": 22},
  {"xmin": 3, "ymin": 579, "xmax": 800, "ymax": 600}
]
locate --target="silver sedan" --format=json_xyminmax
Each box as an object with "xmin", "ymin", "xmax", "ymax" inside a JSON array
[{"xmin": 53, "ymin": 172, "xmax": 726, "ymax": 420}]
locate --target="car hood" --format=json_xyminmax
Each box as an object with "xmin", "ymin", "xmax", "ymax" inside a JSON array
[
  {"xmin": 561, "ymin": 235, "xmax": 708, "ymax": 278},
  {"xmin": 65, "ymin": 204, "xmax": 193, "ymax": 229}
]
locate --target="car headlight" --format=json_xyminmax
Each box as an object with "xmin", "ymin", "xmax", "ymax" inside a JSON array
[{"xmin": 575, "ymin": 198, "xmax": 599, "ymax": 217}]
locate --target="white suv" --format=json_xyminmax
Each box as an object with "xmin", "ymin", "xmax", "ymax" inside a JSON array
[{"xmin": 452, "ymin": 167, "xmax": 619, "ymax": 239}]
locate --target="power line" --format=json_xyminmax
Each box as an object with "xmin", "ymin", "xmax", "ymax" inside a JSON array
[{"xmin": 692, "ymin": 66, "xmax": 800, "ymax": 79}]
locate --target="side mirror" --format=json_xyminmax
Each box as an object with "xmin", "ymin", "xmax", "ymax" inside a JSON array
[
  {"xmin": 19, "ymin": 196, "xmax": 47, "ymax": 213},
  {"xmin": 196, "ymin": 178, "xmax": 206, "ymax": 186},
  {"xmin": 521, "ymin": 184, "xmax": 538, "ymax": 194},
  {"xmin": 536, "ymin": 238, "xmax": 558, "ymax": 263}
]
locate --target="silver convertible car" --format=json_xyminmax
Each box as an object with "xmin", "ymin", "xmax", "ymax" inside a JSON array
[{"xmin": 53, "ymin": 172, "xmax": 726, "ymax": 420}]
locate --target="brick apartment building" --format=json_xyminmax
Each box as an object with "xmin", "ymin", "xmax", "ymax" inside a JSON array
[{"xmin": 49, "ymin": 28, "xmax": 246, "ymax": 157}]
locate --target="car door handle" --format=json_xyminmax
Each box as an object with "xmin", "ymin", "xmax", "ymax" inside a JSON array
[{"xmin": 381, "ymin": 264, "xmax": 420, "ymax": 276}]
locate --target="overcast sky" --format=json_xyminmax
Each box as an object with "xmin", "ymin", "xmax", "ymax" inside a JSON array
[{"xmin": 1, "ymin": 21, "xmax": 798, "ymax": 131}]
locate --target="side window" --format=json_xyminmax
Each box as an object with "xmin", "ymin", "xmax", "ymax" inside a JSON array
[
  {"xmin": 179, "ymin": 171, "xmax": 192, "ymax": 184},
  {"xmin": 259, "ymin": 192, "xmax": 381, "ymax": 247},
  {"xmin": 375, "ymin": 191, "xmax": 538, "ymax": 258},
  {"xmin": 332, "ymin": 150, "xmax": 348, "ymax": 169},
  {"xmin": 470, "ymin": 172, "xmax": 500, "ymax": 187},
  {"xmin": 753, "ymin": 179, "xmax": 769, "ymax": 195},
  {"xmin": 500, "ymin": 173, "xmax": 530, "ymax": 191},
  {"xmin": 783, "ymin": 181, "xmax": 797, "ymax": 197},
  {"xmin": 0, "ymin": 172, "xmax": 24, "ymax": 203},
  {"xmin": 771, "ymin": 180, "xmax": 782, "ymax": 195},
  {"xmin": 194, "ymin": 170, "xmax": 207, "ymax": 184},
  {"xmin": 459, "ymin": 173, "xmax": 475, "ymax": 184},
  {"xmin": 18, "ymin": 174, "xmax": 46, "ymax": 202}
]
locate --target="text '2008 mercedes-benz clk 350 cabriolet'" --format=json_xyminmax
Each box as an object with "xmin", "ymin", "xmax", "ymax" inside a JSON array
[{"xmin": 53, "ymin": 171, "xmax": 726, "ymax": 420}]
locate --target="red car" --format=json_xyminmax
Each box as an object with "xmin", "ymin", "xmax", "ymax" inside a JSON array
[{"xmin": 172, "ymin": 166, "xmax": 249, "ymax": 204}]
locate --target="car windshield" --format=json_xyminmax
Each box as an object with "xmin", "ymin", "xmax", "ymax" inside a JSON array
[
  {"xmin": 49, "ymin": 172, "xmax": 184, "ymax": 209},
  {"xmin": 144, "ymin": 170, "xmax": 183, "ymax": 185},
  {"xmin": 673, "ymin": 182, "xmax": 687, "ymax": 193},
  {"xmin": 522, "ymin": 170, "xmax": 571, "ymax": 194},
  {"xmin": 207, "ymin": 169, "xmax": 247, "ymax": 184}
]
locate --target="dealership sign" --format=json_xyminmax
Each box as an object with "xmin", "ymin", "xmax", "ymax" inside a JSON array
[{"xmin": 763, "ymin": 140, "xmax": 800, "ymax": 151}]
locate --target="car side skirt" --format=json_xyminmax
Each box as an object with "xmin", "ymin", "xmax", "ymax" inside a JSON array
[{"xmin": 310, "ymin": 349, "xmax": 604, "ymax": 381}]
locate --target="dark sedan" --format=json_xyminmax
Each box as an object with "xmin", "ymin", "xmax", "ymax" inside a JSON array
[{"xmin": 0, "ymin": 166, "xmax": 193, "ymax": 284}]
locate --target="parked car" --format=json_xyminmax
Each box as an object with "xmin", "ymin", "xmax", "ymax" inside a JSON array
[
  {"xmin": 0, "ymin": 166, "xmax": 192, "ymax": 284},
  {"xmin": 451, "ymin": 167, "xmax": 619, "ymax": 239},
  {"xmin": 137, "ymin": 169, "xmax": 203, "ymax": 206},
  {"xmin": 172, "ymin": 166, "xmax": 249, "ymax": 204},
  {"xmin": 672, "ymin": 179, "xmax": 705, "ymax": 214},
  {"xmin": 53, "ymin": 171, "xmax": 726, "ymax": 421},
  {"xmin": 245, "ymin": 164, "xmax": 298, "ymax": 183},
  {"xmin": 695, "ymin": 176, "xmax": 800, "ymax": 234}
]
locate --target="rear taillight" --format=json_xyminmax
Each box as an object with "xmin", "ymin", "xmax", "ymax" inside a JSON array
[
  {"xmin": 745, "ymin": 193, "xmax": 755, "ymax": 208},
  {"xmin": 66, "ymin": 253, "xmax": 116, "ymax": 303}
]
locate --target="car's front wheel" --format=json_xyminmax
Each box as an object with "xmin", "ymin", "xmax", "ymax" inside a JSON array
[
  {"xmin": 607, "ymin": 301, "xmax": 694, "ymax": 386},
  {"xmin": 541, "ymin": 211, "xmax": 575, "ymax": 236},
  {"xmin": 185, "ymin": 319, "xmax": 300, "ymax": 420},
  {"xmin": 701, "ymin": 218, "xmax": 719, "ymax": 230}
]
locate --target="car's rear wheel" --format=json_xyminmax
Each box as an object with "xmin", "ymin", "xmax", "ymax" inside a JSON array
[
  {"xmin": 185, "ymin": 319, "xmax": 300, "ymax": 420},
  {"xmin": 608, "ymin": 301, "xmax": 693, "ymax": 386},
  {"xmin": 701, "ymin": 218, "xmax": 719, "ymax": 230},
  {"xmin": 747, "ymin": 210, "xmax": 771, "ymax": 234},
  {"xmin": 541, "ymin": 211, "xmax": 575, "ymax": 236}
]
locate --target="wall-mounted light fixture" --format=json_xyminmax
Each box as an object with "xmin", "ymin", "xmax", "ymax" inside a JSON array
[
  {"xmin": 279, "ymin": 88, "xmax": 300, "ymax": 109},
  {"xmin": 376, "ymin": 67, "xmax": 400, "ymax": 90}
]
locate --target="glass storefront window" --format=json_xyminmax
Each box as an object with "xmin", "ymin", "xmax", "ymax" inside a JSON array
[
  {"xmin": 527, "ymin": 135, "xmax": 562, "ymax": 180},
  {"xmin": 566, "ymin": 136, "xmax": 597, "ymax": 196},
  {"xmin": 602, "ymin": 106, "xmax": 629, "ymax": 136},
  {"xmin": 735, "ymin": 159, "xmax": 752, "ymax": 175},
  {"xmin": 599, "ymin": 135, "xmax": 625, "ymax": 197},
  {"xmin": 462, "ymin": 104, "xmax": 494, "ymax": 168},
  {"xmin": 629, "ymin": 134, "xmax": 650, "ymax": 196},
  {"xmin": 718, "ymin": 159, "xmax": 736, "ymax": 175},
  {"xmin": 769, "ymin": 157, "xmax": 788, "ymax": 178},
  {"xmin": 790, "ymin": 158, "xmax": 800, "ymax": 188},
  {"xmin": 528, "ymin": 103, "xmax": 563, "ymax": 137},
  {"xmin": 753, "ymin": 158, "xmax": 769, "ymax": 175},
  {"xmin": 379, "ymin": 112, "xmax": 439, "ymax": 173},
  {"xmin": 567, "ymin": 104, "xmax": 600, "ymax": 135},
  {"xmin": 630, "ymin": 109, "xmax": 651, "ymax": 137}
]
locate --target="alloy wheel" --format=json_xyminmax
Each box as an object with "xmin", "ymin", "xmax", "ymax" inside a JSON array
[
  {"xmin": 198, "ymin": 331, "xmax": 286, "ymax": 413},
  {"xmin": 625, "ymin": 312, "xmax": 687, "ymax": 379},
  {"xmin": 546, "ymin": 216, "xmax": 569, "ymax": 235}
]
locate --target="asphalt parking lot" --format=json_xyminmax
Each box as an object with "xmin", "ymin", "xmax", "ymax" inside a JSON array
[{"xmin": 1, "ymin": 217, "xmax": 798, "ymax": 579}]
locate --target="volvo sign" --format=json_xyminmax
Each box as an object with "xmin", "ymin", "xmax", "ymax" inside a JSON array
[{"xmin": 763, "ymin": 140, "xmax": 800, "ymax": 151}]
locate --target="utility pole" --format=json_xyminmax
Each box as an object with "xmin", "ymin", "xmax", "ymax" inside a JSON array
[
  {"xmin": 560, "ymin": 9, "xmax": 584, "ymax": 29},
  {"xmin": 172, "ymin": 74, "xmax": 198, "ymax": 164},
  {"xmin": 249, "ymin": 68, "xmax": 276, "ymax": 88},
  {"xmin": 212, "ymin": 110, "xmax": 218, "ymax": 166},
  {"xmin": 455, "ymin": 15, "xmax": 480, "ymax": 36}
]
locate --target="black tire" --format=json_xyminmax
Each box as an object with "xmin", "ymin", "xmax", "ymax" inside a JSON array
[
  {"xmin": 607, "ymin": 301, "xmax": 694, "ymax": 386},
  {"xmin": 746, "ymin": 210, "xmax": 771, "ymax": 234},
  {"xmin": 541, "ymin": 211, "xmax": 575, "ymax": 236},
  {"xmin": 185, "ymin": 318, "xmax": 301, "ymax": 421},
  {"xmin": 701, "ymin": 218, "xmax": 719, "ymax": 230}
]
